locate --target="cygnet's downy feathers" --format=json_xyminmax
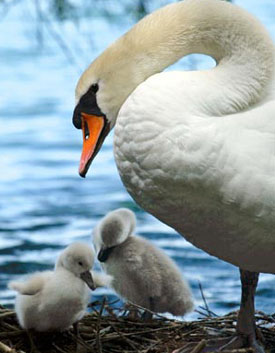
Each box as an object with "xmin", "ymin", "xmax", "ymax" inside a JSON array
[
  {"xmin": 9, "ymin": 243, "xmax": 96, "ymax": 332},
  {"xmin": 56, "ymin": 242, "xmax": 94, "ymax": 283},
  {"xmin": 93, "ymin": 208, "xmax": 194, "ymax": 316},
  {"xmin": 93, "ymin": 208, "xmax": 136, "ymax": 262}
]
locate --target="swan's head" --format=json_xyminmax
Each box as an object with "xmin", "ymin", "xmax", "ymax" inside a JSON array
[
  {"xmin": 57, "ymin": 243, "xmax": 96, "ymax": 290},
  {"xmin": 93, "ymin": 208, "xmax": 136, "ymax": 262},
  {"xmin": 72, "ymin": 39, "xmax": 143, "ymax": 177}
]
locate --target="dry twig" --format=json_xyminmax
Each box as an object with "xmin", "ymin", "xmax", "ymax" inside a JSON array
[{"xmin": 0, "ymin": 304, "xmax": 274, "ymax": 353}]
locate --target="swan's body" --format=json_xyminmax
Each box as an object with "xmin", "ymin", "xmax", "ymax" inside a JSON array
[
  {"xmin": 9, "ymin": 243, "xmax": 97, "ymax": 331},
  {"xmin": 93, "ymin": 208, "xmax": 194, "ymax": 316},
  {"xmin": 115, "ymin": 74, "xmax": 275, "ymax": 273},
  {"xmin": 73, "ymin": 0, "xmax": 274, "ymax": 349}
]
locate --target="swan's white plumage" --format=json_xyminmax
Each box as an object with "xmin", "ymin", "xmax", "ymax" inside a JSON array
[
  {"xmin": 115, "ymin": 70, "xmax": 275, "ymax": 272},
  {"xmin": 75, "ymin": 0, "xmax": 275, "ymax": 272},
  {"xmin": 73, "ymin": 0, "xmax": 274, "ymax": 348},
  {"xmin": 9, "ymin": 243, "xmax": 98, "ymax": 331},
  {"xmin": 93, "ymin": 208, "xmax": 194, "ymax": 316}
]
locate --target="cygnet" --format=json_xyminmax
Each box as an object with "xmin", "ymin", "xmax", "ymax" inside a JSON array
[
  {"xmin": 9, "ymin": 242, "xmax": 100, "ymax": 331},
  {"xmin": 93, "ymin": 208, "xmax": 194, "ymax": 317}
]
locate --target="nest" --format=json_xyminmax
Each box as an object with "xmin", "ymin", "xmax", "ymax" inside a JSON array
[{"xmin": 1, "ymin": 300, "xmax": 275, "ymax": 353}]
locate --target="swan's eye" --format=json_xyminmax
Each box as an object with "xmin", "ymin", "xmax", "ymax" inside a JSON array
[
  {"xmin": 91, "ymin": 83, "xmax": 99, "ymax": 94},
  {"xmin": 78, "ymin": 261, "xmax": 83, "ymax": 266}
]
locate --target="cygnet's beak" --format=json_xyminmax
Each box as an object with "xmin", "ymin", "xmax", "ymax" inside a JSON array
[
  {"xmin": 80, "ymin": 270, "xmax": 96, "ymax": 290},
  {"xmin": 98, "ymin": 246, "xmax": 115, "ymax": 262}
]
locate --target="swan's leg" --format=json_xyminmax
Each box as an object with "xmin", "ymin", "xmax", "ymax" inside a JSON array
[
  {"xmin": 141, "ymin": 297, "xmax": 154, "ymax": 320},
  {"xmin": 219, "ymin": 269, "xmax": 264, "ymax": 353},
  {"xmin": 172, "ymin": 269, "xmax": 265, "ymax": 353},
  {"xmin": 26, "ymin": 329, "xmax": 39, "ymax": 353},
  {"xmin": 73, "ymin": 321, "xmax": 79, "ymax": 336},
  {"xmin": 141, "ymin": 311, "xmax": 153, "ymax": 320}
]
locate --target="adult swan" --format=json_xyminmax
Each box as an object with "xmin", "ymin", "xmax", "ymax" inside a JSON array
[{"xmin": 72, "ymin": 0, "xmax": 275, "ymax": 351}]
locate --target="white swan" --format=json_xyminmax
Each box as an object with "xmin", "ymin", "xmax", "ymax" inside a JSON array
[
  {"xmin": 9, "ymin": 243, "xmax": 99, "ymax": 331},
  {"xmin": 72, "ymin": 0, "xmax": 275, "ymax": 350},
  {"xmin": 93, "ymin": 208, "xmax": 194, "ymax": 318}
]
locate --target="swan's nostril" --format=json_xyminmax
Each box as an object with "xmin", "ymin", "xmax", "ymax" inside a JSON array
[{"xmin": 84, "ymin": 121, "xmax": 90, "ymax": 140}]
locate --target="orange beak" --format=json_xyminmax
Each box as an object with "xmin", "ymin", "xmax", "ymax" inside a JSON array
[{"xmin": 79, "ymin": 113, "xmax": 107, "ymax": 177}]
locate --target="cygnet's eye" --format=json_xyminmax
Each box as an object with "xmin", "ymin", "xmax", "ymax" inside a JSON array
[
  {"xmin": 91, "ymin": 83, "xmax": 99, "ymax": 94},
  {"xmin": 78, "ymin": 261, "xmax": 83, "ymax": 266}
]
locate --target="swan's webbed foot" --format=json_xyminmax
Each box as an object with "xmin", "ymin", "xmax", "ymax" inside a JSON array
[
  {"xmin": 218, "ymin": 334, "xmax": 264, "ymax": 353},
  {"xmin": 141, "ymin": 297, "xmax": 154, "ymax": 321},
  {"xmin": 26, "ymin": 329, "xmax": 39, "ymax": 353},
  {"xmin": 172, "ymin": 334, "xmax": 264, "ymax": 353},
  {"xmin": 249, "ymin": 339, "xmax": 265, "ymax": 353}
]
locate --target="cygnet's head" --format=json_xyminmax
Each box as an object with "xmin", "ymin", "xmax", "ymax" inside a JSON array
[
  {"xmin": 93, "ymin": 208, "xmax": 136, "ymax": 262},
  {"xmin": 56, "ymin": 243, "xmax": 96, "ymax": 290}
]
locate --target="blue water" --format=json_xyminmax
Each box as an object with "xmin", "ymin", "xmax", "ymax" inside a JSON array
[{"xmin": 0, "ymin": 0, "xmax": 274, "ymax": 320}]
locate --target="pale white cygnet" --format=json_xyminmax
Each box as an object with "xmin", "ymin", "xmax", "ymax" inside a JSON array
[
  {"xmin": 9, "ymin": 243, "xmax": 97, "ymax": 332},
  {"xmin": 93, "ymin": 208, "xmax": 194, "ymax": 316}
]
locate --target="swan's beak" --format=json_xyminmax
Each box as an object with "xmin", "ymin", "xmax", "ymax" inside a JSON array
[
  {"xmin": 79, "ymin": 113, "xmax": 110, "ymax": 178},
  {"xmin": 80, "ymin": 270, "xmax": 96, "ymax": 290}
]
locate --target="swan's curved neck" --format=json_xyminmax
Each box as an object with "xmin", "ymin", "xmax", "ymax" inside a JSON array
[{"xmin": 96, "ymin": 0, "xmax": 274, "ymax": 117}]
